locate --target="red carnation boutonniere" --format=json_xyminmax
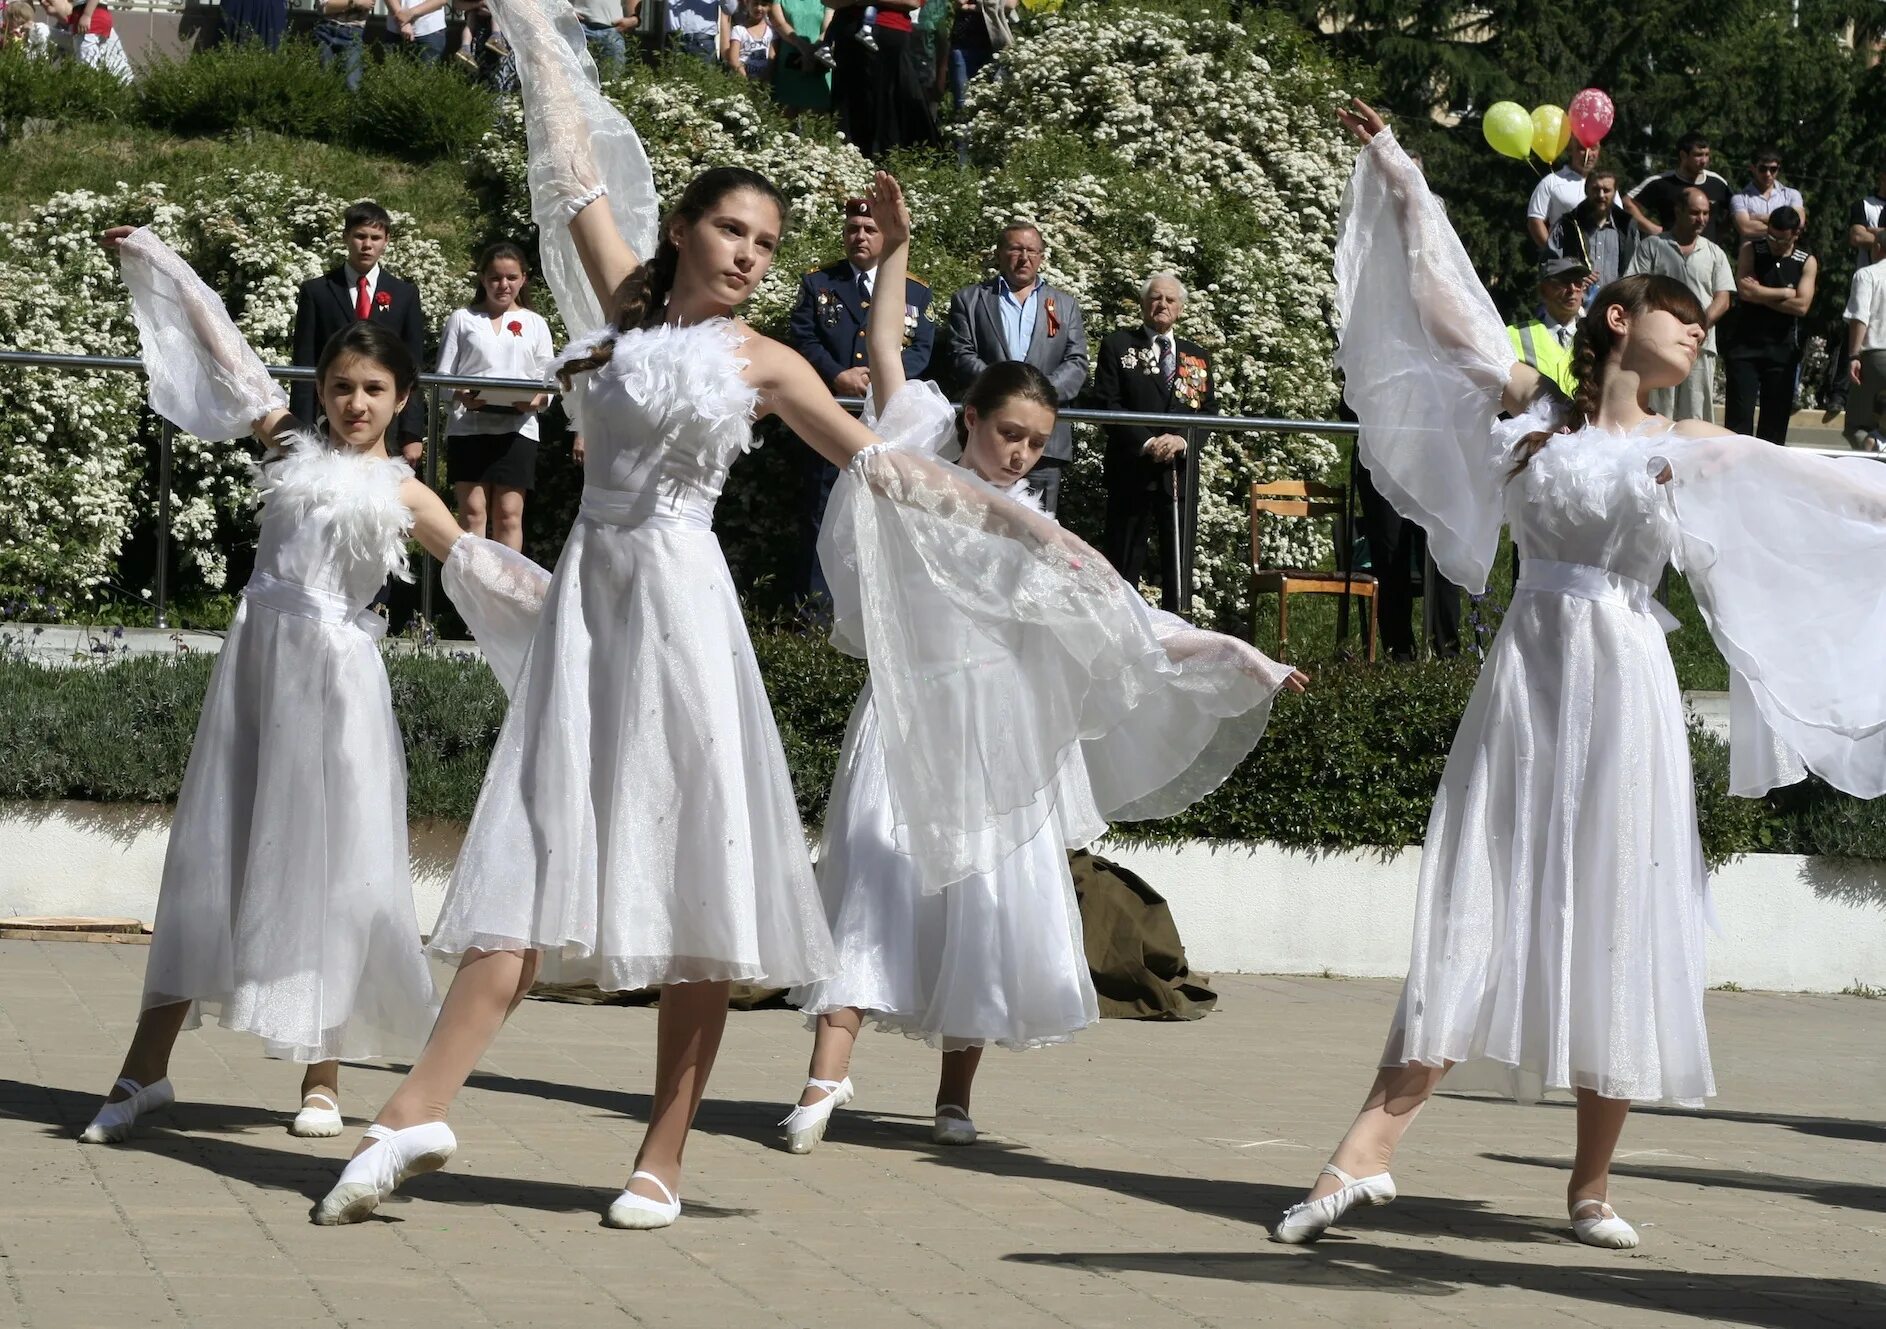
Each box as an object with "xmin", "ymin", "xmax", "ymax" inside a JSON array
[
  {"xmin": 1044, "ymin": 296, "xmax": 1061, "ymax": 340},
  {"xmin": 507, "ymin": 320, "xmax": 523, "ymax": 337},
  {"xmin": 374, "ymin": 290, "xmax": 392, "ymax": 310}
]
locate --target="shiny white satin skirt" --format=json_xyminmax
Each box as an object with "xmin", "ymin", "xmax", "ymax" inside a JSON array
[
  {"xmin": 1382, "ymin": 565, "xmax": 1716, "ymax": 1106},
  {"xmin": 792, "ymin": 691, "xmax": 1099, "ymax": 1051}
]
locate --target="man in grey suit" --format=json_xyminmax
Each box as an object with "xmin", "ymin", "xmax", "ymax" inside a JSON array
[{"xmin": 946, "ymin": 221, "xmax": 1089, "ymax": 513}]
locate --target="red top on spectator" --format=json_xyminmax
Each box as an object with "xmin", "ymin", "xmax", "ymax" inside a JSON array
[
  {"xmin": 873, "ymin": 9, "xmax": 912, "ymax": 31},
  {"xmin": 63, "ymin": 2, "xmax": 114, "ymax": 37}
]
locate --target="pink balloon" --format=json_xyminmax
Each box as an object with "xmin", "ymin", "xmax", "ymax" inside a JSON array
[{"xmin": 1567, "ymin": 87, "xmax": 1615, "ymax": 148}]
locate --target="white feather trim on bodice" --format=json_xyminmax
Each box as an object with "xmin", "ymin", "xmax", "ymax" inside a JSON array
[
  {"xmin": 253, "ymin": 430, "xmax": 416, "ymax": 582},
  {"xmin": 553, "ymin": 318, "xmax": 759, "ymax": 472}
]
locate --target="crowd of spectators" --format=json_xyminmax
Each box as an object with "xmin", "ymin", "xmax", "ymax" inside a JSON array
[
  {"xmin": 0, "ymin": 0, "xmax": 134, "ymax": 78},
  {"xmin": 1522, "ymin": 129, "xmax": 1886, "ymax": 448}
]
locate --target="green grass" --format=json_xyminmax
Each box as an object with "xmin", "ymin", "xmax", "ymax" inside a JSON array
[{"xmin": 0, "ymin": 121, "xmax": 477, "ymax": 253}]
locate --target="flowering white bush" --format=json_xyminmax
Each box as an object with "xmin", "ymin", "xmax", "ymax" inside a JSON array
[{"xmin": 0, "ymin": 173, "xmax": 460, "ymax": 609}]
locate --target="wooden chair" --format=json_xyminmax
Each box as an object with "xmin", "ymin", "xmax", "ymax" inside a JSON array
[{"xmin": 1248, "ymin": 480, "xmax": 1377, "ymax": 662}]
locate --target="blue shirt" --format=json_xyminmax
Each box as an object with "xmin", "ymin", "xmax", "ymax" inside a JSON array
[{"xmin": 998, "ymin": 281, "xmax": 1043, "ymax": 362}]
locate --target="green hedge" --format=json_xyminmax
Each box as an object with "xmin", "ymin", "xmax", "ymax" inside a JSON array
[
  {"xmin": 0, "ymin": 43, "xmax": 494, "ymax": 162},
  {"xmin": 3, "ymin": 641, "xmax": 1876, "ymax": 865}
]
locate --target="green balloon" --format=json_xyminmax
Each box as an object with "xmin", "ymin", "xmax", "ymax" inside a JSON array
[{"xmin": 1483, "ymin": 101, "xmax": 1535, "ymax": 161}]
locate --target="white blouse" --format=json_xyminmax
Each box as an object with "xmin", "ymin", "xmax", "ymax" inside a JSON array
[{"xmin": 435, "ymin": 305, "xmax": 557, "ymax": 441}]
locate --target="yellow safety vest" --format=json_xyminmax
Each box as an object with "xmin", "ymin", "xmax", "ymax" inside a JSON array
[{"xmin": 1507, "ymin": 319, "xmax": 1576, "ymax": 396}]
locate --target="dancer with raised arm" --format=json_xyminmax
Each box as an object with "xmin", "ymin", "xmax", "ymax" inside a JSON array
[
  {"xmin": 1275, "ymin": 102, "xmax": 1886, "ymax": 1251},
  {"xmin": 78, "ymin": 226, "xmax": 547, "ymax": 1148},
  {"xmin": 779, "ymin": 175, "xmax": 1305, "ymax": 1152}
]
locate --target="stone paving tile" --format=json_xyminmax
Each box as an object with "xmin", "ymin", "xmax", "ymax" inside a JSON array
[{"xmin": 1, "ymin": 939, "xmax": 1882, "ymax": 1329}]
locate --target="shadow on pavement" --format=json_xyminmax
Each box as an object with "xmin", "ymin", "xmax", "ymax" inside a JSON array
[
  {"xmin": 1002, "ymin": 1249, "xmax": 1886, "ymax": 1328},
  {"xmin": 1486, "ymin": 1152, "xmax": 1886, "ymax": 1214}
]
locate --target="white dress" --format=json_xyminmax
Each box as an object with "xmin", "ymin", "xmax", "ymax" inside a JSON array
[
  {"xmin": 116, "ymin": 226, "xmax": 551, "ymax": 1065},
  {"xmin": 794, "ymin": 384, "xmax": 1300, "ymax": 1051},
  {"xmin": 428, "ymin": 318, "xmax": 839, "ymax": 991},
  {"xmin": 1337, "ymin": 131, "xmax": 1886, "ymax": 1107},
  {"xmin": 143, "ymin": 437, "xmax": 441, "ymax": 1062}
]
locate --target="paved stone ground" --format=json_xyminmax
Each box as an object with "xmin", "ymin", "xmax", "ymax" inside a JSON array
[{"xmin": 1, "ymin": 940, "xmax": 1881, "ymax": 1329}]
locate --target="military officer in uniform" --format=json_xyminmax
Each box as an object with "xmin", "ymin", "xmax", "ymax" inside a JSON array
[{"xmin": 786, "ymin": 196, "xmax": 936, "ymax": 608}]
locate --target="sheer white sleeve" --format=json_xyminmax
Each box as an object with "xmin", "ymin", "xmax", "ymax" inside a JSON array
[
  {"xmin": 487, "ymin": 0, "xmax": 658, "ymax": 336},
  {"xmin": 441, "ymin": 535, "xmax": 553, "ymax": 698},
  {"xmin": 819, "ymin": 381, "xmax": 1296, "ymax": 892},
  {"xmin": 1334, "ymin": 129, "xmax": 1523, "ymax": 594},
  {"xmin": 117, "ymin": 227, "xmax": 287, "ymax": 441},
  {"xmin": 1661, "ymin": 436, "xmax": 1886, "ymax": 797}
]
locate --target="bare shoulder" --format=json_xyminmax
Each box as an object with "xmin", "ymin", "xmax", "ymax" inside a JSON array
[{"xmin": 1671, "ymin": 418, "xmax": 1735, "ymax": 439}]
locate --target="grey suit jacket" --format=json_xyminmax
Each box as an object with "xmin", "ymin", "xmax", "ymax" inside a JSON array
[{"xmin": 945, "ymin": 278, "xmax": 1090, "ymax": 463}]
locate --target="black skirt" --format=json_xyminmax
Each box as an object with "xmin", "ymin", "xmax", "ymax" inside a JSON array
[{"xmin": 447, "ymin": 430, "xmax": 538, "ymax": 490}]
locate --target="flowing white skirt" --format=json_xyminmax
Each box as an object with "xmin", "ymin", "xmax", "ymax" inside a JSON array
[
  {"xmin": 1382, "ymin": 587, "xmax": 1716, "ymax": 1106},
  {"xmin": 142, "ymin": 602, "xmax": 440, "ymax": 1063},
  {"xmin": 792, "ymin": 691, "xmax": 1099, "ymax": 1051},
  {"xmin": 429, "ymin": 520, "xmax": 837, "ymax": 990}
]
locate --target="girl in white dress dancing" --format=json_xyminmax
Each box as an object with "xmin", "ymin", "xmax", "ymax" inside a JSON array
[
  {"xmin": 1276, "ymin": 102, "xmax": 1886, "ymax": 1250},
  {"xmin": 78, "ymin": 226, "xmax": 541, "ymax": 1146},
  {"xmin": 313, "ymin": 0, "xmax": 1101, "ymax": 1231},
  {"xmin": 781, "ymin": 176, "xmax": 1305, "ymax": 1152}
]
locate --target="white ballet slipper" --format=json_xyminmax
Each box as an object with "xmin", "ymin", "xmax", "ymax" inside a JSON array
[
  {"xmin": 78, "ymin": 1077, "xmax": 175, "ymax": 1144},
  {"xmin": 290, "ymin": 1091, "xmax": 343, "ymax": 1139},
  {"xmin": 1571, "ymin": 1198, "xmax": 1640, "ymax": 1249},
  {"xmin": 604, "ymin": 1170, "xmax": 681, "ymax": 1230},
  {"xmin": 1273, "ymin": 1162, "xmax": 1397, "ymax": 1244},
  {"xmin": 779, "ymin": 1076, "xmax": 853, "ymax": 1155},
  {"xmin": 311, "ymin": 1121, "xmax": 456, "ymax": 1226},
  {"xmin": 931, "ymin": 1104, "xmax": 977, "ymax": 1146}
]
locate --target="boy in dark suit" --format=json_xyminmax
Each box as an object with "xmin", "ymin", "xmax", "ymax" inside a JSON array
[
  {"xmin": 785, "ymin": 196, "xmax": 936, "ymax": 607},
  {"xmin": 1092, "ymin": 273, "xmax": 1212, "ymax": 611},
  {"xmin": 290, "ymin": 201, "xmax": 430, "ymax": 466}
]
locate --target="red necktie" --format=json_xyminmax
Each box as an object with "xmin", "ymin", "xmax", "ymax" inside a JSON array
[{"xmin": 355, "ymin": 276, "xmax": 371, "ymax": 320}]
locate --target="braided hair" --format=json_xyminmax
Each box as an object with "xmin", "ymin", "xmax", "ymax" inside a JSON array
[
  {"xmin": 1511, "ymin": 273, "xmax": 1705, "ymax": 472},
  {"xmin": 558, "ymin": 167, "xmax": 789, "ymax": 389}
]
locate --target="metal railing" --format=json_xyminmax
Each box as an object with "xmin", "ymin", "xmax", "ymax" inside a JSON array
[{"xmin": 3, "ymin": 347, "xmax": 1879, "ymax": 646}]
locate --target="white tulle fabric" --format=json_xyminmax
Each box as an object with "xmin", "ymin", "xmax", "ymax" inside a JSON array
[
  {"xmin": 142, "ymin": 434, "xmax": 439, "ymax": 1062},
  {"xmin": 1660, "ymin": 439, "xmax": 1886, "ymax": 797},
  {"xmin": 796, "ymin": 383, "xmax": 1294, "ymax": 1048},
  {"xmin": 1339, "ymin": 128, "xmax": 1886, "ymax": 1105},
  {"xmin": 818, "ymin": 380, "xmax": 1295, "ymax": 893},
  {"xmin": 117, "ymin": 227, "xmax": 288, "ymax": 441},
  {"xmin": 441, "ymin": 536, "xmax": 552, "ymax": 698},
  {"xmin": 428, "ymin": 320, "xmax": 838, "ymax": 990},
  {"xmin": 791, "ymin": 689, "xmax": 1100, "ymax": 1051},
  {"xmin": 488, "ymin": 0, "xmax": 659, "ymax": 341},
  {"xmin": 1334, "ymin": 131, "xmax": 1518, "ymax": 594}
]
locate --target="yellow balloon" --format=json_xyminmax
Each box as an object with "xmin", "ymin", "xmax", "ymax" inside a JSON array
[
  {"xmin": 1531, "ymin": 106, "xmax": 1571, "ymax": 162},
  {"xmin": 1483, "ymin": 101, "xmax": 1534, "ymax": 162},
  {"xmin": 1020, "ymin": 0, "xmax": 1062, "ymax": 11}
]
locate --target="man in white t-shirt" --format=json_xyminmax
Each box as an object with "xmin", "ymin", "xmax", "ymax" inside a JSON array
[
  {"xmin": 1526, "ymin": 141, "xmax": 1600, "ymax": 254},
  {"xmin": 1843, "ymin": 229, "xmax": 1886, "ymax": 449},
  {"xmin": 385, "ymin": 0, "xmax": 450, "ymax": 61}
]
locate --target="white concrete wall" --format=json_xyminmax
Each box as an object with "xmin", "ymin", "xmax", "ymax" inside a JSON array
[{"xmin": 3, "ymin": 800, "xmax": 1881, "ymax": 993}]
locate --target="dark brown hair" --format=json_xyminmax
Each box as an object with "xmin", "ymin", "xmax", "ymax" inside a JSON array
[
  {"xmin": 1512, "ymin": 273, "xmax": 1705, "ymax": 471},
  {"xmin": 558, "ymin": 167, "xmax": 788, "ymax": 388},
  {"xmin": 472, "ymin": 241, "xmax": 534, "ymax": 310},
  {"xmin": 958, "ymin": 361, "xmax": 1059, "ymax": 447},
  {"xmin": 316, "ymin": 321, "xmax": 417, "ymax": 398}
]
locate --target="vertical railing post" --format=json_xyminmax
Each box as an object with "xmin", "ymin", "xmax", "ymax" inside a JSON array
[
  {"xmin": 1179, "ymin": 424, "xmax": 1201, "ymax": 612},
  {"xmin": 1420, "ymin": 548, "xmax": 1438, "ymax": 661},
  {"xmin": 420, "ymin": 383, "xmax": 444, "ymax": 633},
  {"xmin": 154, "ymin": 418, "xmax": 174, "ymax": 631}
]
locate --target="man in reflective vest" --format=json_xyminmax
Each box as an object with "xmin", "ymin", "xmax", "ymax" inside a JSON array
[{"xmin": 1506, "ymin": 256, "xmax": 1590, "ymax": 395}]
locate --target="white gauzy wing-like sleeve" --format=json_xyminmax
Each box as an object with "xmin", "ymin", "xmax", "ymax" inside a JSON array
[
  {"xmin": 1662, "ymin": 435, "xmax": 1886, "ymax": 797},
  {"xmin": 1335, "ymin": 129, "xmax": 1521, "ymax": 594},
  {"xmin": 441, "ymin": 535, "xmax": 553, "ymax": 698},
  {"xmin": 488, "ymin": 0, "xmax": 658, "ymax": 337},
  {"xmin": 821, "ymin": 381, "xmax": 1295, "ymax": 892},
  {"xmin": 117, "ymin": 227, "xmax": 287, "ymax": 441}
]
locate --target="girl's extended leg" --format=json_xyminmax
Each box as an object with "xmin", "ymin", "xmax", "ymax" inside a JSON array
[
  {"xmin": 623, "ymin": 979, "xmax": 732, "ymax": 1202},
  {"xmin": 781, "ymin": 1008, "xmax": 861, "ymax": 1154},
  {"xmin": 1273, "ymin": 1060, "xmax": 1447, "ymax": 1243},
  {"xmin": 361, "ymin": 946, "xmax": 540, "ymax": 1149},
  {"xmin": 78, "ymin": 1000, "xmax": 191, "ymax": 1142}
]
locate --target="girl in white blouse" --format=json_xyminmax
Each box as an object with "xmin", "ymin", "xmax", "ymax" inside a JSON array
[{"xmin": 436, "ymin": 242, "xmax": 555, "ymax": 551}]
